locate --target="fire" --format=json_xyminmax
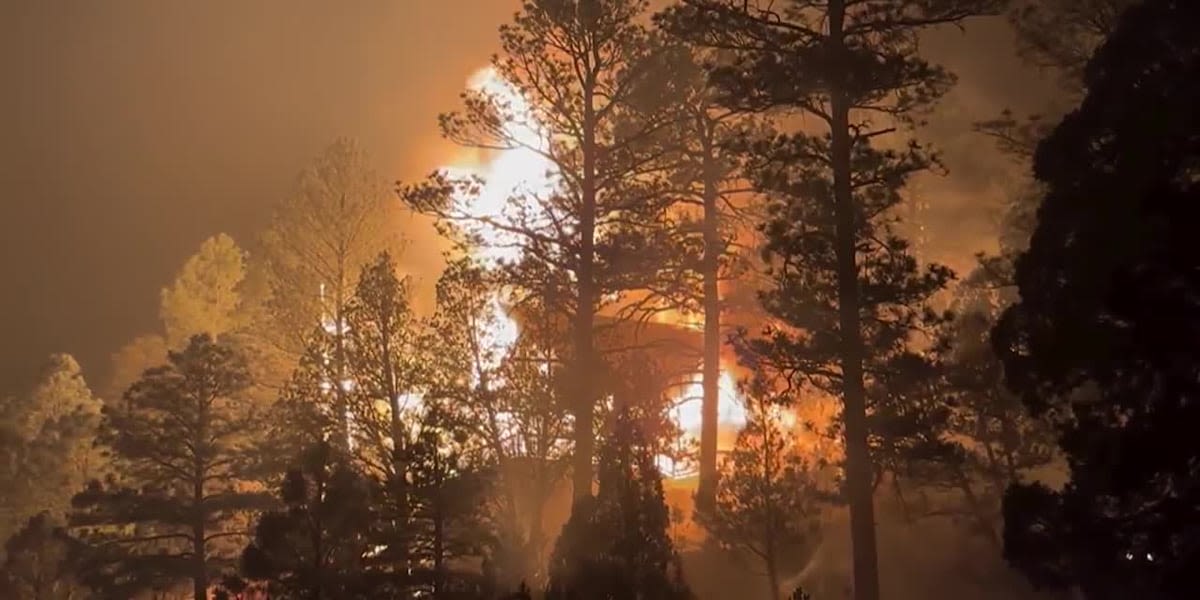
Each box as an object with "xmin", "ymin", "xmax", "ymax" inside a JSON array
[
  {"xmin": 673, "ymin": 370, "xmax": 749, "ymax": 434},
  {"xmin": 442, "ymin": 68, "xmax": 796, "ymax": 483},
  {"xmin": 441, "ymin": 66, "xmax": 559, "ymax": 366}
]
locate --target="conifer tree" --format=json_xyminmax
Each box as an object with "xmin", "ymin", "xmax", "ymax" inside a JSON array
[
  {"xmin": 545, "ymin": 406, "xmax": 691, "ymax": 600},
  {"xmin": 72, "ymin": 334, "xmax": 271, "ymax": 599},
  {"xmin": 0, "ymin": 512, "xmax": 86, "ymax": 600},
  {"xmin": 426, "ymin": 257, "xmax": 573, "ymax": 587},
  {"xmin": 995, "ymin": 1, "xmax": 1200, "ymax": 596},
  {"xmin": 344, "ymin": 251, "xmax": 425, "ymax": 473},
  {"xmin": 651, "ymin": 42, "xmax": 764, "ymax": 510},
  {"xmin": 255, "ymin": 139, "xmax": 404, "ymax": 415},
  {"xmin": 0, "ymin": 354, "xmax": 102, "ymax": 548},
  {"xmin": 403, "ymin": 0, "xmax": 687, "ymax": 499},
  {"xmin": 160, "ymin": 233, "xmax": 248, "ymax": 349},
  {"xmin": 239, "ymin": 441, "xmax": 373, "ymax": 599},
  {"xmin": 660, "ymin": 3, "xmax": 1001, "ymax": 597},
  {"xmin": 404, "ymin": 414, "xmax": 495, "ymax": 597},
  {"xmin": 696, "ymin": 384, "xmax": 823, "ymax": 600}
]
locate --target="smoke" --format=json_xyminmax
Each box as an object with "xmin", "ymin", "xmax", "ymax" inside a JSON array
[
  {"xmin": 0, "ymin": 2, "xmax": 1064, "ymax": 397},
  {"xmin": 0, "ymin": 0, "xmax": 519, "ymax": 390}
]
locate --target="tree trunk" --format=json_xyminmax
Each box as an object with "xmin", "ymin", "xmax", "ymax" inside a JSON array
[
  {"xmin": 829, "ymin": 2, "xmax": 881, "ymax": 598},
  {"xmin": 697, "ymin": 123, "xmax": 721, "ymax": 512},
  {"xmin": 433, "ymin": 454, "xmax": 446, "ymax": 597},
  {"xmin": 193, "ymin": 486, "xmax": 208, "ymax": 599},
  {"xmin": 192, "ymin": 396, "xmax": 210, "ymax": 600},
  {"xmin": 572, "ymin": 81, "xmax": 598, "ymax": 501},
  {"xmin": 765, "ymin": 425, "xmax": 782, "ymax": 600},
  {"xmin": 333, "ymin": 232, "xmax": 350, "ymax": 449},
  {"xmin": 529, "ymin": 488, "xmax": 546, "ymax": 582},
  {"xmin": 312, "ymin": 463, "xmax": 326, "ymax": 600},
  {"xmin": 766, "ymin": 553, "xmax": 782, "ymax": 600}
]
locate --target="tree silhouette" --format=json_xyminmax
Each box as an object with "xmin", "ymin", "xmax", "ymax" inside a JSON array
[
  {"xmin": 0, "ymin": 512, "xmax": 86, "ymax": 599},
  {"xmin": 1008, "ymin": 0, "xmax": 1139, "ymax": 91},
  {"xmin": 648, "ymin": 41, "xmax": 764, "ymax": 511},
  {"xmin": 426, "ymin": 257, "xmax": 573, "ymax": 588},
  {"xmin": 403, "ymin": 0, "xmax": 688, "ymax": 500},
  {"xmin": 71, "ymin": 335, "xmax": 272, "ymax": 599},
  {"xmin": 695, "ymin": 384, "xmax": 823, "ymax": 600},
  {"xmin": 659, "ymin": 2, "xmax": 1001, "ymax": 597},
  {"xmin": 994, "ymin": 1, "xmax": 1200, "ymax": 597},
  {"xmin": 239, "ymin": 441, "xmax": 373, "ymax": 599},
  {"xmin": 546, "ymin": 406, "xmax": 691, "ymax": 600}
]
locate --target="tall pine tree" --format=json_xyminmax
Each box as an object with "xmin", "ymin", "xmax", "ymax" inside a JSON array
[
  {"xmin": 403, "ymin": 0, "xmax": 686, "ymax": 499},
  {"xmin": 72, "ymin": 335, "xmax": 271, "ymax": 599},
  {"xmin": 660, "ymin": 3, "xmax": 1000, "ymax": 597}
]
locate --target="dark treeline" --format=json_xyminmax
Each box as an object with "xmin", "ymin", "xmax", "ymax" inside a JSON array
[{"xmin": 2, "ymin": 0, "xmax": 1197, "ymax": 599}]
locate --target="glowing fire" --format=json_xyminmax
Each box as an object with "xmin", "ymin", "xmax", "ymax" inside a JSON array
[
  {"xmin": 441, "ymin": 66, "xmax": 559, "ymax": 366},
  {"xmin": 673, "ymin": 371, "xmax": 748, "ymax": 433},
  {"xmin": 443, "ymin": 68, "xmax": 793, "ymax": 482},
  {"xmin": 443, "ymin": 66, "xmax": 559, "ymax": 270}
]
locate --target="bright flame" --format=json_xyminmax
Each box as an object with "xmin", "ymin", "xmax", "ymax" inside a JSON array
[
  {"xmin": 441, "ymin": 67, "xmax": 560, "ymax": 366},
  {"xmin": 674, "ymin": 370, "xmax": 749, "ymax": 434},
  {"xmin": 443, "ymin": 67, "xmax": 560, "ymax": 269},
  {"xmin": 659, "ymin": 369, "xmax": 799, "ymax": 480}
]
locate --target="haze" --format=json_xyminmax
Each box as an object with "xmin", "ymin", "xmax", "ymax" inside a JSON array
[{"xmin": 1, "ymin": 1, "xmax": 1058, "ymax": 393}]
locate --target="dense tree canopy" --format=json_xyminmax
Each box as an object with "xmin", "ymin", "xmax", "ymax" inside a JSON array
[
  {"xmin": 404, "ymin": 0, "xmax": 694, "ymax": 500},
  {"xmin": 0, "ymin": 355, "xmax": 102, "ymax": 550},
  {"xmin": 995, "ymin": 1, "xmax": 1200, "ymax": 597},
  {"xmin": 160, "ymin": 233, "xmax": 248, "ymax": 349},
  {"xmin": 659, "ymin": 2, "xmax": 999, "ymax": 597},
  {"xmin": 72, "ymin": 335, "xmax": 271, "ymax": 599},
  {"xmin": 6, "ymin": 3, "xmax": 1198, "ymax": 599}
]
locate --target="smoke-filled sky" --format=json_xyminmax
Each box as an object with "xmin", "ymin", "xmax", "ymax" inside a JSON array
[{"xmin": 0, "ymin": 0, "xmax": 1058, "ymax": 394}]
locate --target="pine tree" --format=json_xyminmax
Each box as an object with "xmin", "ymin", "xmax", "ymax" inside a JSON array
[
  {"xmin": 316, "ymin": 252, "xmax": 498, "ymax": 597},
  {"xmin": 0, "ymin": 512, "xmax": 86, "ymax": 600},
  {"xmin": 72, "ymin": 334, "xmax": 272, "ymax": 599},
  {"xmin": 426, "ymin": 258, "xmax": 573, "ymax": 588},
  {"xmin": 160, "ymin": 233, "xmax": 248, "ymax": 349},
  {"xmin": 239, "ymin": 441, "xmax": 373, "ymax": 599},
  {"xmin": 660, "ymin": 3, "xmax": 1001, "ymax": 597},
  {"xmin": 343, "ymin": 251, "xmax": 425, "ymax": 468},
  {"xmin": 404, "ymin": 413, "xmax": 495, "ymax": 598},
  {"xmin": 546, "ymin": 407, "xmax": 692, "ymax": 600},
  {"xmin": 650, "ymin": 42, "xmax": 764, "ymax": 511},
  {"xmin": 696, "ymin": 385, "xmax": 823, "ymax": 600},
  {"xmin": 994, "ymin": 1, "xmax": 1200, "ymax": 596},
  {"xmin": 255, "ymin": 139, "xmax": 404, "ymax": 415},
  {"xmin": 403, "ymin": 0, "xmax": 687, "ymax": 499},
  {"xmin": 340, "ymin": 251, "xmax": 425, "ymax": 584},
  {"xmin": 0, "ymin": 354, "xmax": 102, "ymax": 548}
]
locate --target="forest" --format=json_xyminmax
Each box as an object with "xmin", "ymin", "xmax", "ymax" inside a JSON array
[{"xmin": 1, "ymin": 0, "xmax": 1196, "ymax": 599}]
